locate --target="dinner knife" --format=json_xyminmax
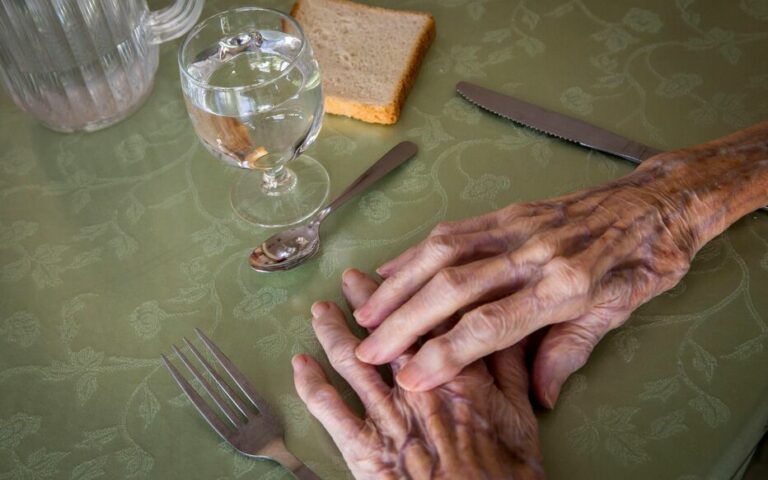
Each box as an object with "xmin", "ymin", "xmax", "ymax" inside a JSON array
[
  {"xmin": 456, "ymin": 81, "xmax": 768, "ymax": 212},
  {"xmin": 456, "ymin": 81, "xmax": 663, "ymax": 164}
]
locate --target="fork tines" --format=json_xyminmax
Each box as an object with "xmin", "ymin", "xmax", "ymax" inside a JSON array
[{"xmin": 162, "ymin": 328, "xmax": 276, "ymax": 440}]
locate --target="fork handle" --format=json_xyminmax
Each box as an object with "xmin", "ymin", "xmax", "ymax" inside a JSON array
[{"xmin": 262, "ymin": 439, "xmax": 321, "ymax": 480}]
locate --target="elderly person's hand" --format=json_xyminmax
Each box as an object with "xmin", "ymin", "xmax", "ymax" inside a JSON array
[
  {"xmin": 352, "ymin": 122, "xmax": 768, "ymax": 408},
  {"xmin": 292, "ymin": 269, "xmax": 543, "ymax": 480}
]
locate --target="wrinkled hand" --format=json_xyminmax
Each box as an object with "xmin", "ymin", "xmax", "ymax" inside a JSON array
[
  {"xmin": 353, "ymin": 122, "xmax": 768, "ymax": 408},
  {"xmin": 292, "ymin": 269, "xmax": 543, "ymax": 480}
]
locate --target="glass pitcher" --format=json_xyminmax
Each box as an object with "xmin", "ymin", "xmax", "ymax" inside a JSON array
[{"xmin": 0, "ymin": 0, "xmax": 204, "ymax": 132}]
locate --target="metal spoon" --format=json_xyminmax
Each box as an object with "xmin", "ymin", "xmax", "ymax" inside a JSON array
[{"xmin": 249, "ymin": 141, "xmax": 418, "ymax": 272}]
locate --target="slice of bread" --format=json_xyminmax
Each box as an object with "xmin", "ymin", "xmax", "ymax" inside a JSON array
[{"xmin": 291, "ymin": 0, "xmax": 435, "ymax": 125}]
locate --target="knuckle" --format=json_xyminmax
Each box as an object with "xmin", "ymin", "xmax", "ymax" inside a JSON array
[
  {"xmin": 502, "ymin": 251, "xmax": 525, "ymax": 275},
  {"xmin": 513, "ymin": 235, "xmax": 556, "ymax": 265},
  {"xmin": 306, "ymin": 384, "xmax": 338, "ymax": 410},
  {"xmin": 328, "ymin": 342, "xmax": 358, "ymax": 369},
  {"xmin": 500, "ymin": 203, "xmax": 526, "ymax": 222},
  {"xmin": 462, "ymin": 304, "xmax": 510, "ymax": 348},
  {"xmin": 541, "ymin": 258, "xmax": 591, "ymax": 298},
  {"xmin": 433, "ymin": 267, "xmax": 464, "ymax": 295},
  {"xmin": 385, "ymin": 267, "xmax": 408, "ymax": 288},
  {"xmin": 424, "ymin": 336, "xmax": 456, "ymax": 366},
  {"xmin": 424, "ymin": 234, "xmax": 460, "ymax": 260},
  {"xmin": 430, "ymin": 221, "xmax": 455, "ymax": 236}
]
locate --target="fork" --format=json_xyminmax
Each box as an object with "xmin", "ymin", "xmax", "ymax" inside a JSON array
[{"xmin": 162, "ymin": 328, "xmax": 320, "ymax": 479}]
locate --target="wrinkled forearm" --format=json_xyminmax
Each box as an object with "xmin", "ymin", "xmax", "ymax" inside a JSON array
[{"xmin": 633, "ymin": 121, "xmax": 768, "ymax": 253}]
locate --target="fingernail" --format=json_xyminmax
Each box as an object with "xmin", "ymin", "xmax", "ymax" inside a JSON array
[
  {"xmin": 376, "ymin": 265, "xmax": 391, "ymax": 278},
  {"xmin": 341, "ymin": 268, "xmax": 355, "ymax": 286},
  {"xmin": 291, "ymin": 354, "xmax": 306, "ymax": 369},
  {"xmin": 342, "ymin": 268, "xmax": 360, "ymax": 286},
  {"xmin": 396, "ymin": 362, "xmax": 427, "ymax": 391},
  {"xmin": 311, "ymin": 301, "xmax": 329, "ymax": 318},
  {"xmin": 355, "ymin": 339, "xmax": 377, "ymax": 363},
  {"xmin": 542, "ymin": 382, "xmax": 559, "ymax": 409},
  {"xmin": 353, "ymin": 304, "xmax": 371, "ymax": 325}
]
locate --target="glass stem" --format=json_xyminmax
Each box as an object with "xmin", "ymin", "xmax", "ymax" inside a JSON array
[{"xmin": 261, "ymin": 165, "xmax": 297, "ymax": 195}]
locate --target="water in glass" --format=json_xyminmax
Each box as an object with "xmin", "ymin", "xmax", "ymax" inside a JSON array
[
  {"xmin": 182, "ymin": 30, "xmax": 323, "ymax": 174},
  {"xmin": 179, "ymin": 7, "xmax": 329, "ymax": 228}
]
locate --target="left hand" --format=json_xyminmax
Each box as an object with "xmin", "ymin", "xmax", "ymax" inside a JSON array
[
  {"xmin": 349, "ymin": 121, "xmax": 768, "ymax": 407},
  {"xmin": 350, "ymin": 175, "xmax": 695, "ymax": 407},
  {"xmin": 292, "ymin": 269, "xmax": 543, "ymax": 480}
]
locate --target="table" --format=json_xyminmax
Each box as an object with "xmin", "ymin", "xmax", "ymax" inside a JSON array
[{"xmin": 1, "ymin": 0, "xmax": 767, "ymax": 478}]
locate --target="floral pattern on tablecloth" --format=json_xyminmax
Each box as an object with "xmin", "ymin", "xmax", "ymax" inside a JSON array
[{"xmin": 1, "ymin": 1, "xmax": 767, "ymax": 479}]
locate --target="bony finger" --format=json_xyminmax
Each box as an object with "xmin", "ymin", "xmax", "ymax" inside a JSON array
[
  {"xmin": 341, "ymin": 269, "xmax": 379, "ymax": 312},
  {"xmin": 457, "ymin": 278, "xmax": 589, "ymax": 363},
  {"xmin": 356, "ymin": 230, "xmax": 511, "ymax": 329},
  {"xmin": 395, "ymin": 290, "xmax": 552, "ymax": 391},
  {"xmin": 292, "ymin": 354, "xmax": 364, "ymax": 445},
  {"xmin": 354, "ymin": 300, "xmax": 437, "ymax": 366},
  {"xmin": 311, "ymin": 301, "xmax": 356, "ymax": 355},
  {"xmin": 356, "ymin": 253, "xmax": 535, "ymax": 365},
  {"xmin": 310, "ymin": 300, "xmax": 330, "ymax": 319},
  {"xmin": 376, "ymin": 214, "xmax": 502, "ymax": 278},
  {"xmin": 310, "ymin": 301, "xmax": 391, "ymax": 409},
  {"xmin": 355, "ymin": 292, "xmax": 453, "ymax": 366},
  {"xmin": 395, "ymin": 336, "xmax": 468, "ymax": 391},
  {"xmin": 376, "ymin": 245, "xmax": 419, "ymax": 278},
  {"xmin": 353, "ymin": 278, "xmax": 453, "ymax": 364},
  {"xmin": 429, "ymin": 210, "xmax": 508, "ymax": 238}
]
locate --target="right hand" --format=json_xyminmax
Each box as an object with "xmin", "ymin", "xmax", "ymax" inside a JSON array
[{"xmin": 292, "ymin": 269, "xmax": 543, "ymax": 480}]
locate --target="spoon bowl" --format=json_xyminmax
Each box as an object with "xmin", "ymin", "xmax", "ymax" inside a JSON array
[
  {"xmin": 249, "ymin": 220, "xmax": 322, "ymax": 272},
  {"xmin": 248, "ymin": 141, "xmax": 417, "ymax": 272}
]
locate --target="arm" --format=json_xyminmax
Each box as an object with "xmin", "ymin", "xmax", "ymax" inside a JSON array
[
  {"xmin": 350, "ymin": 121, "xmax": 768, "ymax": 407},
  {"xmin": 631, "ymin": 122, "xmax": 768, "ymax": 248}
]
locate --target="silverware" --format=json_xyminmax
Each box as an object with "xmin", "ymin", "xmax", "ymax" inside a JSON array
[
  {"xmin": 456, "ymin": 81, "xmax": 661, "ymax": 164},
  {"xmin": 249, "ymin": 141, "xmax": 419, "ymax": 272},
  {"xmin": 456, "ymin": 81, "xmax": 768, "ymax": 212},
  {"xmin": 162, "ymin": 329, "xmax": 320, "ymax": 480}
]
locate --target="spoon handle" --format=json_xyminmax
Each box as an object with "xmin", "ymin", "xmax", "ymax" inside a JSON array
[{"xmin": 321, "ymin": 141, "xmax": 418, "ymax": 218}]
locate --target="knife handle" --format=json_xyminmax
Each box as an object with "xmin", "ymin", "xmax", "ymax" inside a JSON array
[{"xmin": 602, "ymin": 145, "xmax": 662, "ymax": 164}]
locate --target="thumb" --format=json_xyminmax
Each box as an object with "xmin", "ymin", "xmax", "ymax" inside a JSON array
[{"xmin": 532, "ymin": 310, "xmax": 629, "ymax": 409}]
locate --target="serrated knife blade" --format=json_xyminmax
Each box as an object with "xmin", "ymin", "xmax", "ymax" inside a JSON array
[
  {"xmin": 457, "ymin": 81, "xmax": 768, "ymax": 212},
  {"xmin": 456, "ymin": 81, "xmax": 662, "ymax": 164}
]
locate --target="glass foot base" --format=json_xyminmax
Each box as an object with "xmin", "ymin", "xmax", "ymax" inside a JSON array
[{"xmin": 231, "ymin": 155, "xmax": 330, "ymax": 228}]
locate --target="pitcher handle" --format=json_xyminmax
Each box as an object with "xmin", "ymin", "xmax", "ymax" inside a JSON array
[{"xmin": 147, "ymin": 0, "xmax": 205, "ymax": 44}]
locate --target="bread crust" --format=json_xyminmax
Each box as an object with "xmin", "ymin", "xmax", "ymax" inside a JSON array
[{"xmin": 291, "ymin": 0, "xmax": 435, "ymax": 125}]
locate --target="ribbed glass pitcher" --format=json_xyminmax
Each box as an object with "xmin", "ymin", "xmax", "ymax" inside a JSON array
[{"xmin": 0, "ymin": 0, "xmax": 204, "ymax": 132}]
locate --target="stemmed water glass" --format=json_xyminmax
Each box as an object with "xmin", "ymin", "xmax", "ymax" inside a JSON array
[{"xmin": 179, "ymin": 7, "xmax": 329, "ymax": 227}]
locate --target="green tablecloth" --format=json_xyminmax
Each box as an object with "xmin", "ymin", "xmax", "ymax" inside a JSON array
[{"xmin": 1, "ymin": 0, "xmax": 767, "ymax": 478}]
